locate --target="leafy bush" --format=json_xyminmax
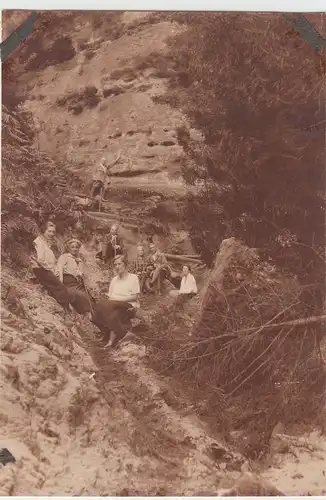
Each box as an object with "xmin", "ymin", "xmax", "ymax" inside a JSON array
[
  {"xmin": 26, "ymin": 36, "xmax": 76, "ymax": 71},
  {"xmin": 145, "ymin": 239, "xmax": 325, "ymax": 436},
  {"xmin": 1, "ymin": 100, "xmax": 92, "ymax": 268},
  {"xmin": 157, "ymin": 14, "xmax": 325, "ymax": 279},
  {"xmin": 56, "ymin": 86, "xmax": 101, "ymax": 114}
]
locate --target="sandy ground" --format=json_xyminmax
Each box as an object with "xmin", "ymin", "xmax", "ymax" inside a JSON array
[
  {"xmin": 0, "ymin": 262, "xmax": 232, "ymax": 496},
  {"xmin": 264, "ymin": 431, "xmax": 326, "ymax": 496},
  {"xmin": 1, "ymin": 256, "xmax": 326, "ymax": 495}
]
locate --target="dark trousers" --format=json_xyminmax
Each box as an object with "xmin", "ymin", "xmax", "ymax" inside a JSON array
[
  {"xmin": 90, "ymin": 180, "xmax": 103, "ymax": 198},
  {"xmin": 33, "ymin": 267, "xmax": 71, "ymax": 311},
  {"xmin": 96, "ymin": 243, "xmax": 122, "ymax": 263},
  {"xmin": 91, "ymin": 299, "xmax": 136, "ymax": 344},
  {"xmin": 63, "ymin": 274, "xmax": 95, "ymax": 315}
]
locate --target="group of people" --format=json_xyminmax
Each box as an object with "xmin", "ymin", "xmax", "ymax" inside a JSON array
[
  {"xmin": 31, "ymin": 218, "xmax": 198, "ymax": 349},
  {"xmin": 130, "ymin": 242, "xmax": 198, "ymax": 297}
]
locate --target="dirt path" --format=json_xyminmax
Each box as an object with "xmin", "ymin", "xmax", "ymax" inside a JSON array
[{"xmin": 0, "ymin": 265, "xmax": 234, "ymax": 495}]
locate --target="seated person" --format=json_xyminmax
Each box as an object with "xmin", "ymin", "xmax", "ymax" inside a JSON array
[
  {"xmin": 169, "ymin": 265, "xmax": 198, "ymax": 298},
  {"xmin": 32, "ymin": 220, "xmax": 71, "ymax": 312},
  {"xmin": 96, "ymin": 224, "xmax": 123, "ymax": 263},
  {"xmin": 91, "ymin": 254, "xmax": 141, "ymax": 349},
  {"xmin": 147, "ymin": 242, "xmax": 173, "ymax": 293},
  {"xmin": 131, "ymin": 245, "xmax": 148, "ymax": 292},
  {"xmin": 57, "ymin": 238, "xmax": 95, "ymax": 316}
]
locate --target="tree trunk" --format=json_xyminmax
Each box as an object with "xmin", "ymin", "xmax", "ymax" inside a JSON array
[{"xmin": 191, "ymin": 238, "xmax": 256, "ymax": 336}]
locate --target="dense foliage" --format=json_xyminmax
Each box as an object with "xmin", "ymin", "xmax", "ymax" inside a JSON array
[
  {"xmin": 1, "ymin": 100, "xmax": 86, "ymax": 267},
  {"xmin": 143, "ymin": 13, "xmax": 326, "ymax": 437},
  {"xmin": 160, "ymin": 13, "xmax": 325, "ymax": 280}
]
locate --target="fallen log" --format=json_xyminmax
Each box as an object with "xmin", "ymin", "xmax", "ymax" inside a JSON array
[
  {"xmin": 163, "ymin": 253, "xmax": 203, "ymax": 265},
  {"xmin": 87, "ymin": 211, "xmax": 118, "ymax": 219},
  {"xmin": 193, "ymin": 314, "xmax": 326, "ymax": 347},
  {"xmin": 237, "ymin": 313, "xmax": 326, "ymax": 333},
  {"xmin": 192, "ymin": 263, "xmax": 207, "ymax": 271},
  {"xmin": 87, "ymin": 212, "xmax": 139, "ymax": 231},
  {"xmin": 174, "ymin": 253, "xmax": 201, "ymax": 260}
]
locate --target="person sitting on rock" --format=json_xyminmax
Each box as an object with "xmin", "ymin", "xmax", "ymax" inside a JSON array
[
  {"xmin": 131, "ymin": 245, "xmax": 148, "ymax": 291},
  {"xmin": 147, "ymin": 242, "xmax": 172, "ymax": 294},
  {"xmin": 91, "ymin": 254, "xmax": 141, "ymax": 349},
  {"xmin": 169, "ymin": 265, "xmax": 198, "ymax": 299},
  {"xmin": 31, "ymin": 220, "xmax": 72, "ymax": 313},
  {"xmin": 57, "ymin": 238, "xmax": 95, "ymax": 317}
]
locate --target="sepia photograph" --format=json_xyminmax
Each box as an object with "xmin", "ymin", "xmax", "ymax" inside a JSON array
[{"xmin": 1, "ymin": 9, "xmax": 326, "ymax": 496}]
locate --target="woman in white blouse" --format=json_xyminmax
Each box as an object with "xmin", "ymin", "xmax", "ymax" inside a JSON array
[
  {"xmin": 32, "ymin": 220, "xmax": 71, "ymax": 311},
  {"xmin": 169, "ymin": 265, "xmax": 198, "ymax": 298},
  {"xmin": 57, "ymin": 238, "xmax": 95, "ymax": 315}
]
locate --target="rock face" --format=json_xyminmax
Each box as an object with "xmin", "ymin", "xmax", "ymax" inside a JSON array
[{"xmin": 19, "ymin": 13, "xmax": 190, "ymax": 203}]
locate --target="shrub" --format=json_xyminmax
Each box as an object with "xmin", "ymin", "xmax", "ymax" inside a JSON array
[
  {"xmin": 103, "ymin": 86, "xmax": 125, "ymax": 98},
  {"xmin": 144, "ymin": 239, "xmax": 326, "ymax": 436},
  {"xmin": 26, "ymin": 36, "xmax": 76, "ymax": 71},
  {"xmin": 1, "ymin": 100, "xmax": 92, "ymax": 268},
  {"xmin": 56, "ymin": 86, "xmax": 101, "ymax": 114},
  {"xmin": 157, "ymin": 13, "xmax": 325, "ymax": 281}
]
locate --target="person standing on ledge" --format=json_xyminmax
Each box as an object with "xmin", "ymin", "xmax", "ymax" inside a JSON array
[
  {"xmin": 90, "ymin": 151, "xmax": 121, "ymax": 199},
  {"xmin": 90, "ymin": 157, "xmax": 107, "ymax": 198}
]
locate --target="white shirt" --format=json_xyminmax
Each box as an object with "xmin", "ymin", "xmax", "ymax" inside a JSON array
[
  {"xmin": 57, "ymin": 253, "xmax": 84, "ymax": 278},
  {"xmin": 33, "ymin": 235, "xmax": 58, "ymax": 274},
  {"xmin": 108, "ymin": 272, "xmax": 140, "ymax": 309},
  {"xmin": 180, "ymin": 273, "xmax": 197, "ymax": 295},
  {"xmin": 93, "ymin": 163, "xmax": 106, "ymax": 183}
]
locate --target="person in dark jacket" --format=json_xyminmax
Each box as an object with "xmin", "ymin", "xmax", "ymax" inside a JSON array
[{"xmin": 96, "ymin": 223, "xmax": 123, "ymax": 263}]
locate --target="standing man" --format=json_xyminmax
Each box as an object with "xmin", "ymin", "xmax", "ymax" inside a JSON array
[
  {"xmin": 148, "ymin": 242, "xmax": 172, "ymax": 293},
  {"xmin": 95, "ymin": 223, "xmax": 123, "ymax": 264},
  {"xmin": 91, "ymin": 254, "xmax": 141, "ymax": 348},
  {"xmin": 91, "ymin": 151, "xmax": 121, "ymax": 199},
  {"xmin": 90, "ymin": 157, "xmax": 107, "ymax": 198}
]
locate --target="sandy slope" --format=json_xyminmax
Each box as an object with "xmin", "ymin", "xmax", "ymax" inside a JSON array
[
  {"xmin": 0, "ymin": 262, "xmax": 236, "ymax": 496},
  {"xmin": 2, "ymin": 252, "xmax": 326, "ymax": 495}
]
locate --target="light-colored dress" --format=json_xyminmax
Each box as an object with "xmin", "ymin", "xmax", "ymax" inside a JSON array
[
  {"xmin": 57, "ymin": 253, "xmax": 84, "ymax": 280},
  {"xmin": 108, "ymin": 272, "xmax": 141, "ymax": 309},
  {"xmin": 33, "ymin": 235, "xmax": 58, "ymax": 275},
  {"xmin": 179, "ymin": 273, "xmax": 197, "ymax": 294}
]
